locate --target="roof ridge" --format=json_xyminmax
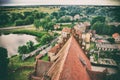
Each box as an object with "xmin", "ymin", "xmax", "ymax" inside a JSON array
[
  {"xmin": 58, "ymin": 36, "xmax": 73, "ymax": 80},
  {"xmin": 46, "ymin": 36, "xmax": 72, "ymax": 80}
]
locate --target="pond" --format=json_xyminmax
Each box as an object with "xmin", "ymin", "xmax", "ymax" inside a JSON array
[{"xmin": 0, "ymin": 34, "xmax": 38, "ymax": 57}]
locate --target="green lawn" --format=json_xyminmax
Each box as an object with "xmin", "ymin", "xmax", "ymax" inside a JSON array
[
  {"xmin": 8, "ymin": 55, "xmax": 35, "ymax": 80},
  {"xmin": 9, "ymin": 55, "xmax": 35, "ymax": 70},
  {"xmin": 41, "ymin": 54, "xmax": 49, "ymax": 61},
  {"xmin": 6, "ymin": 7, "xmax": 60, "ymax": 14},
  {"xmin": 8, "ymin": 54, "xmax": 49, "ymax": 80},
  {"xmin": 8, "ymin": 68, "xmax": 33, "ymax": 80}
]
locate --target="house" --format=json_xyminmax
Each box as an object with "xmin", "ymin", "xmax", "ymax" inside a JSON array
[
  {"xmin": 85, "ymin": 33, "xmax": 92, "ymax": 43},
  {"xmin": 61, "ymin": 27, "xmax": 71, "ymax": 38},
  {"xmin": 83, "ymin": 22, "xmax": 91, "ymax": 30},
  {"xmin": 74, "ymin": 14, "xmax": 81, "ymax": 21},
  {"xmin": 74, "ymin": 22, "xmax": 86, "ymax": 32},
  {"xmin": 54, "ymin": 24, "xmax": 60, "ymax": 30},
  {"xmin": 112, "ymin": 33, "xmax": 120, "ymax": 43},
  {"xmin": 96, "ymin": 43, "xmax": 118, "ymax": 51},
  {"xmin": 30, "ymin": 36, "xmax": 106, "ymax": 80},
  {"xmin": 48, "ymin": 44, "xmax": 61, "ymax": 62}
]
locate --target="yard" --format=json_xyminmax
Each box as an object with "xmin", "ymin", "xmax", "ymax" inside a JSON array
[{"xmin": 8, "ymin": 53, "xmax": 49, "ymax": 80}]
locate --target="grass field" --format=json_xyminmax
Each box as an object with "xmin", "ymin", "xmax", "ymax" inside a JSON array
[
  {"xmin": 8, "ymin": 55, "xmax": 35, "ymax": 80},
  {"xmin": 2, "ymin": 6, "xmax": 60, "ymax": 14},
  {"xmin": 0, "ymin": 27, "xmax": 47, "ymax": 38},
  {"xmin": 8, "ymin": 53, "xmax": 49, "ymax": 80},
  {"xmin": 8, "ymin": 68, "xmax": 33, "ymax": 80}
]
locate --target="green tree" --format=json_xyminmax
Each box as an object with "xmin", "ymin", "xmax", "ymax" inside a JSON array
[
  {"xmin": 107, "ymin": 38, "xmax": 115, "ymax": 44},
  {"xmin": 25, "ymin": 16, "xmax": 34, "ymax": 25},
  {"xmin": 18, "ymin": 45, "xmax": 28, "ymax": 55},
  {"xmin": 91, "ymin": 16, "xmax": 105, "ymax": 25},
  {"xmin": 34, "ymin": 20, "xmax": 40, "ymax": 30},
  {"xmin": 15, "ymin": 19, "xmax": 25, "ymax": 26},
  {"xmin": 91, "ymin": 21, "xmax": 103, "ymax": 34},
  {"xmin": 26, "ymin": 41, "xmax": 35, "ymax": 52},
  {"xmin": 0, "ymin": 47, "xmax": 9, "ymax": 80},
  {"xmin": 40, "ymin": 34, "xmax": 53, "ymax": 45},
  {"xmin": 0, "ymin": 13, "xmax": 10, "ymax": 27}
]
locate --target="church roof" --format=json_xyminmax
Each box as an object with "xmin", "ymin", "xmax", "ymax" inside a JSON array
[{"xmin": 45, "ymin": 36, "xmax": 91, "ymax": 80}]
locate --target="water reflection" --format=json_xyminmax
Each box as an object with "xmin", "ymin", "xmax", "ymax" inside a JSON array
[{"xmin": 0, "ymin": 34, "xmax": 38, "ymax": 57}]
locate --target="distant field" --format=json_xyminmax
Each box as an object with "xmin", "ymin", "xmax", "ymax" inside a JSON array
[{"xmin": 0, "ymin": 6, "xmax": 60, "ymax": 14}]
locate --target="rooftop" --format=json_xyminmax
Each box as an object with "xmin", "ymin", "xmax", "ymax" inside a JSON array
[
  {"xmin": 45, "ymin": 36, "xmax": 91, "ymax": 80},
  {"xmin": 48, "ymin": 44, "xmax": 61, "ymax": 54},
  {"xmin": 62, "ymin": 27, "xmax": 71, "ymax": 33}
]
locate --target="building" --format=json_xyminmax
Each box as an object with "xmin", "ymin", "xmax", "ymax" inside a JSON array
[
  {"xmin": 74, "ymin": 22, "xmax": 86, "ymax": 32},
  {"xmin": 74, "ymin": 14, "xmax": 81, "ymax": 21},
  {"xmin": 96, "ymin": 43, "xmax": 118, "ymax": 51},
  {"xmin": 61, "ymin": 27, "xmax": 71, "ymax": 38},
  {"xmin": 54, "ymin": 24, "xmax": 60, "ymax": 30},
  {"xmin": 30, "ymin": 36, "xmax": 106, "ymax": 80},
  {"xmin": 48, "ymin": 44, "xmax": 61, "ymax": 62},
  {"xmin": 112, "ymin": 33, "xmax": 120, "ymax": 43}
]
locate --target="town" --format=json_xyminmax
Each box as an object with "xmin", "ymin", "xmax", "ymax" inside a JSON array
[{"xmin": 0, "ymin": 5, "xmax": 120, "ymax": 80}]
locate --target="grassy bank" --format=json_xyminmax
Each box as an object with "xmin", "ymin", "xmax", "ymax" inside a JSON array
[
  {"xmin": 8, "ymin": 55, "xmax": 35, "ymax": 80},
  {"xmin": 8, "ymin": 55, "xmax": 35, "ymax": 70},
  {"xmin": 0, "ymin": 29, "xmax": 47, "ymax": 37},
  {"xmin": 8, "ymin": 54, "xmax": 49, "ymax": 80}
]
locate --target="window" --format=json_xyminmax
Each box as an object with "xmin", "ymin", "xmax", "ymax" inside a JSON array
[{"xmin": 79, "ymin": 56, "xmax": 87, "ymax": 66}]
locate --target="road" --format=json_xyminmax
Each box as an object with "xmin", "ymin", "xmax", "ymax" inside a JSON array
[{"xmin": 0, "ymin": 25, "xmax": 33, "ymax": 30}]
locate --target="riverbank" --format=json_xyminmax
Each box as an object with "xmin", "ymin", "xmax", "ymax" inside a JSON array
[{"xmin": 0, "ymin": 27, "xmax": 46, "ymax": 37}]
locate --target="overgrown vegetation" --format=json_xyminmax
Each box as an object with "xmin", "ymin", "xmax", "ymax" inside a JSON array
[{"xmin": 8, "ymin": 55, "xmax": 35, "ymax": 80}]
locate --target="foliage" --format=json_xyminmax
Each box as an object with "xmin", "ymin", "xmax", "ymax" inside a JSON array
[
  {"xmin": 58, "ymin": 15, "xmax": 72, "ymax": 22},
  {"xmin": 18, "ymin": 45, "xmax": 29, "ymax": 55},
  {"xmin": 8, "ymin": 55, "xmax": 35, "ymax": 80},
  {"xmin": 1, "ymin": 6, "xmax": 120, "ymax": 28},
  {"xmin": 40, "ymin": 34, "xmax": 53, "ymax": 45},
  {"xmin": 107, "ymin": 38, "xmax": 115, "ymax": 44},
  {"xmin": 39, "ymin": 17, "xmax": 55, "ymax": 31},
  {"xmin": 91, "ymin": 16, "xmax": 105, "ymax": 25},
  {"xmin": 0, "ymin": 13, "xmax": 10, "ymax": 27},
  {"xmin": 91, "ymin": 21, "xmax": 115, "ymax": 35},
  {"xmin": 0, "ymin": 47, "xmax": 9, "ymax": 80},
  {"xmin": 34, "ymin": 20, "xmax": 40, "ymax": 30},
  {"xmin": 41, "ymin": 54, "xmax": 49, "ymax": 61},
  {"xmin": 26, "ymin": 41, "xmax": 35, "ymax": 52},
  {"xmin": 15, "ymin": 19, "xmax": 25, "ymax": 26},
  {"xmin": 18, "ymin": 41, "xmax": 35, "ymax": 56}
]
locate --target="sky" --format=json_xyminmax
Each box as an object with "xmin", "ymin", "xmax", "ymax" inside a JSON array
[{"xmin": 0, "ymin": 0, "xmax": 120, "ymax": 6}]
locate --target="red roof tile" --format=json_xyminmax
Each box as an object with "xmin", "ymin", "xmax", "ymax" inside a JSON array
[
  {"xmin": 62, "ymin": 27, "xmax": 71, "ymax": 33},
  {"xmin": 48, "ymin": 44, "xmax": 60, "ymax": 54},
  {"xmin": 87, "ymin": 69, "xmax": 106, "ymax": 80},
  {"xmin": 35, "ymin": 54, "xmax": 43, "ymax": 59},
  {"xmin": 35, "ymin": 60, "xmax": 52, "ymax": 77},
  {"xmin": 75, "ymin": 30, "xmax": 82, "ymax": 37},
  {"xmin": 112, "ymin": 33, "xmax": 119, "ymax": 38},
  {"xmin": 45, "ymin": 36, "xmax": 91, "ymax": 80}
]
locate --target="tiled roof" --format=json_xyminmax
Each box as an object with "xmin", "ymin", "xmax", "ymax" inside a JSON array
[
  {"xmin": 75, "ymin": 30, "xmax": 82, "ymax": 37},
  {"xmin": 35, "ymin": 60, "xmax": 52, "ymax": 77},
  {"xmin": 45, "ymin": 36, "xmax": 91, "ymax": 80},
  {"xmin": 112, "ymin": 33, "xmax": 119, "ymax": 38},
  {"xmin": 48, "ymin": 44, "xmax": 60, "ymax": 54},
  {"xmin": 87, "ymin": 69, "xmax": 106, "ymax": 80},
  {"xmin": 62, "ymin": 27, "xmax": 71, "ymax": 33},
  {"xmin": 35, "ymin": 54, "xmax": 43, "ymax": 59}
]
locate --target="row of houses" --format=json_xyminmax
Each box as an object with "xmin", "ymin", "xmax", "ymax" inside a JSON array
[{"xmin": 96, "ymin": 43, "xmax": 119, "ymax": 51}]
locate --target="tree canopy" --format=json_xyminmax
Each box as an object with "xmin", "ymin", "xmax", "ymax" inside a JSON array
[{"xmin": 0, "ymin": 47, "xmax": 9, "ymax": 80}]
